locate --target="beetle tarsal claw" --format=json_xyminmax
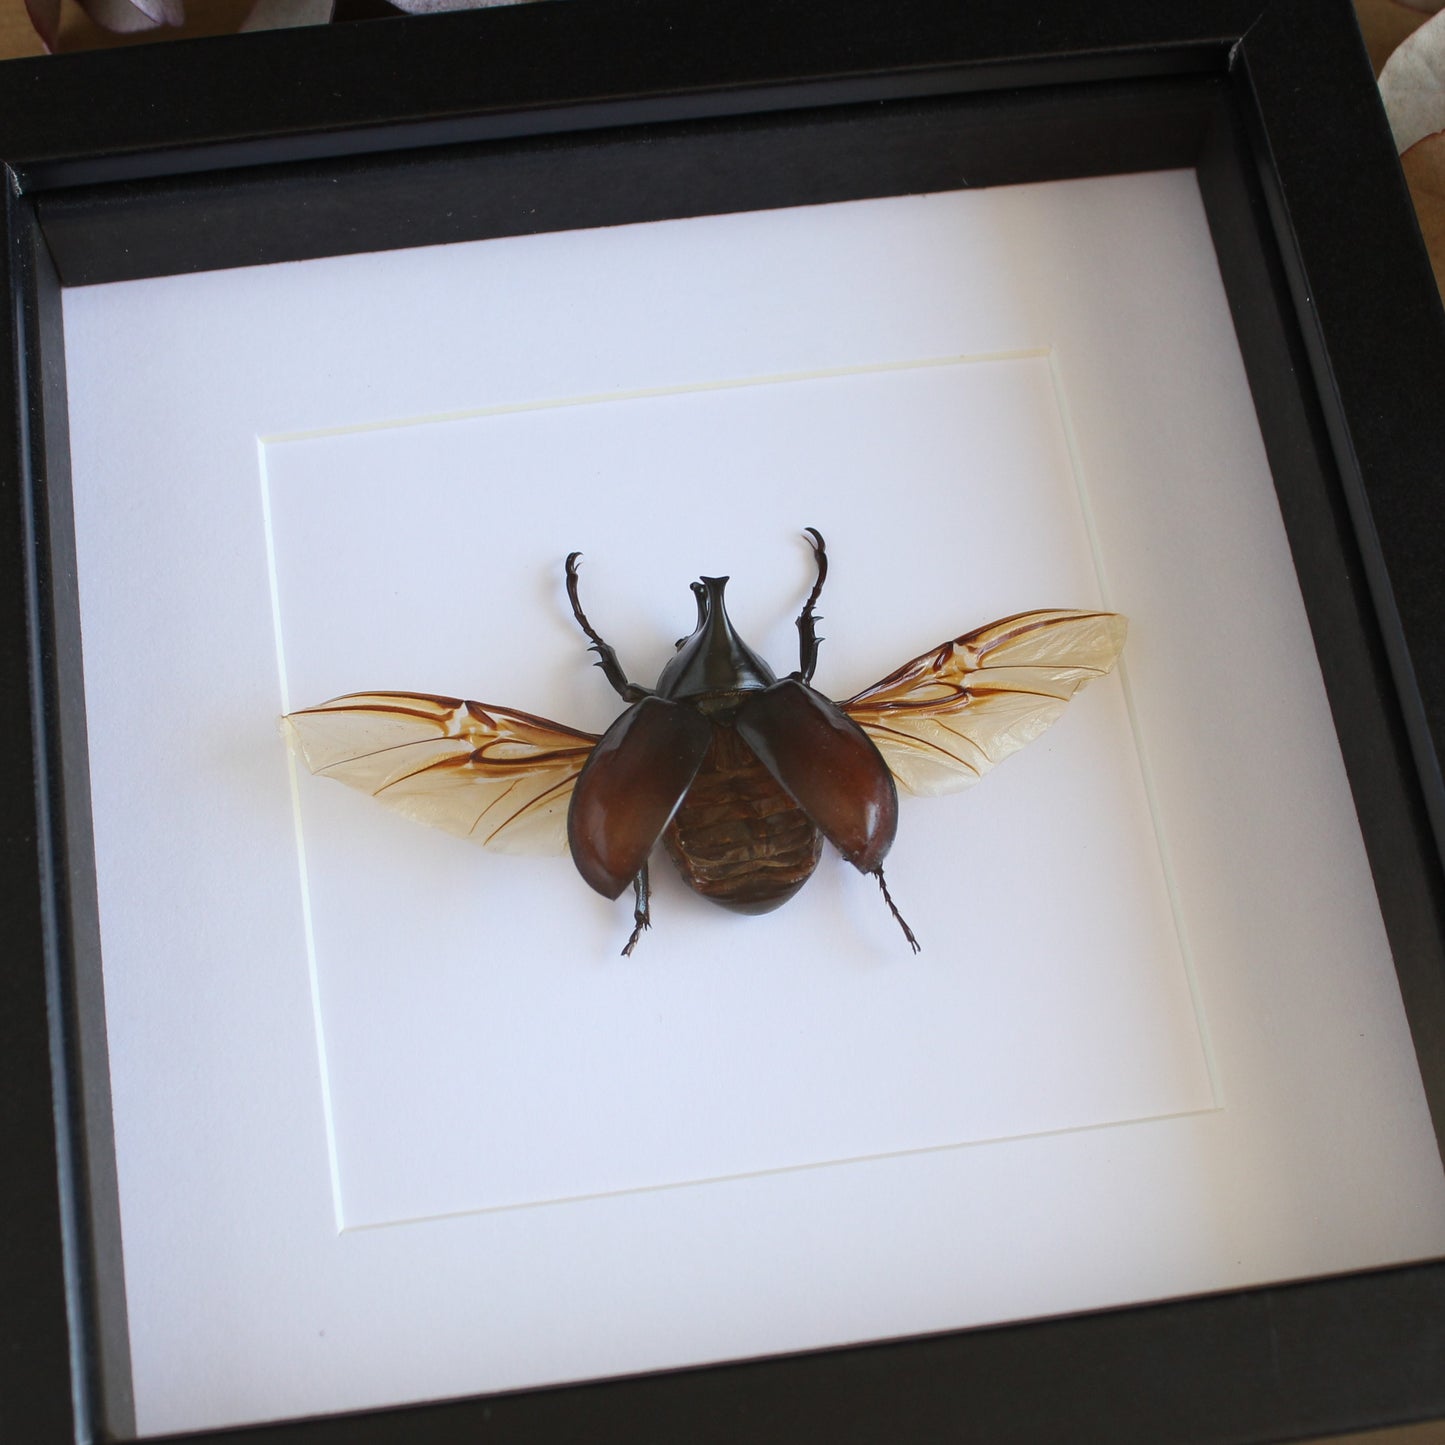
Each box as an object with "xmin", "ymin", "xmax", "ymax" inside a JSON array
[
  {"xmin": 874, "ymin": 868, "xmax": 921, "ymax": 953},
  {"xmin": 620, "ymin": 866, "xmax": 652, "ymax": 956}
]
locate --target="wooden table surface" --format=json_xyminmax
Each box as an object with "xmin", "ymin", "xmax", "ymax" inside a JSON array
[{"xmin": 0, "ymin": 0, "xmax": 44, "ymax": 56}]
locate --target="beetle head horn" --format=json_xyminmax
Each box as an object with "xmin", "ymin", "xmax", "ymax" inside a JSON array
[{"xmin": 654, "ymin": 575, "xmax": 777, "ymax": 699}]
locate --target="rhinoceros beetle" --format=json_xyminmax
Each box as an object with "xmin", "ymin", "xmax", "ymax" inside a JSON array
[{"xmin": 285, "ymin": 530, "xmax": 1125, "ymax": 954}]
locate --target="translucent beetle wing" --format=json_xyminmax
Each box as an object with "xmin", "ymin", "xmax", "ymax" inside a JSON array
[
  {"xmin": 841, "ymin": 610, "xmax": 1127, "ymax": 796},
  {"xmin": 282, "ymin": 691, "xmax": 599, "ymax": 854}
]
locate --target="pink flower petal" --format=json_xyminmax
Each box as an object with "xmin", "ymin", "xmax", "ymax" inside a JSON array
[
  {"xmin": 387, "ymin": 0, "xmax": 546, "ymax": 12},
  {"xmin": 78, "ymin": 0, "xmax": 185, "ymax": 32},
  {"xmin": 1380, "ymin": 8, "xmax": 1445, "ymax": 150}
]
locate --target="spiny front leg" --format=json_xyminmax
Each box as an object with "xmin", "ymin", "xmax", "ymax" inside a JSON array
[
  {"xmin": 566, "ymin": 552, "xmax": 649, "ymax": 702},
  {"xmin": 621, "ymin": 863, "xmax": 651, "ymax": 957},
  {"xmin": 794, "ymin": 527, "xmax": 828, "ymax": 683}
]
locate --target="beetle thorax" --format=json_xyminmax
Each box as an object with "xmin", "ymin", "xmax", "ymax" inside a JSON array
[{"xmin": 653, "ymin": 575, "xmax": 776, "ymax": 704}]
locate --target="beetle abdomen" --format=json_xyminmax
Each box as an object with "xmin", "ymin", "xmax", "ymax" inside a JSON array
[{"xmin": 663, "ymin": 725, "xmax": 823, "ymax": 914}]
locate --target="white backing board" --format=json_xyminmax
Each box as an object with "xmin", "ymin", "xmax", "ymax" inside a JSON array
[{"xmin": 61, "ymin": 171, "xmax": 1445, "ymax": 1435}]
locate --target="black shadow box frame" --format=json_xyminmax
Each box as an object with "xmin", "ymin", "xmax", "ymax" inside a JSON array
[{"xmin": 4, "ymin": 0, "xmax": 1445, "ymax": 1441}]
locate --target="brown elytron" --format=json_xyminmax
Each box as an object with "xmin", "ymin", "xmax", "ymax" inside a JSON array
[
  {"xmin": 283, "ymin": 530, "xmax": 1127, "ymax": 955},
  {"xmin": 662, "ymin": 722, "xmax": 824, "ymax": 912}
]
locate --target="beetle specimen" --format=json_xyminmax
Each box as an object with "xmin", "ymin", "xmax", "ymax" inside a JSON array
[{"xmin": 284, "ymin": 530, "xmax": 1126, "ymax": 954}]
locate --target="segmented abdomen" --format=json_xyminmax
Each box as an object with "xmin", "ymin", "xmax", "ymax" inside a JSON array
[{"xmin": 663, "ymin": 724, "xmax": 823, "ymax": 912}]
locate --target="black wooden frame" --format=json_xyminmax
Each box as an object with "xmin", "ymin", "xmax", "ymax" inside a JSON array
[{"xmin": 4, "ymin": 1, "xmax": 1445, "ymax": 1441}]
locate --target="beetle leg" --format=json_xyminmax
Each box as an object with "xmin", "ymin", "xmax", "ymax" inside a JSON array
[
  {"xmin": 566, "ymin": 552, "xmax": 650, "ymax": 703},
  {"xmin": 621, "ymin": 863, "xmax": 651, "ymax": 957},
  {"xmin": 794, "ymin": 527, "xmax": 828, "ymax": 682},
  {"xmin": 873, "ymin": 867, "xmax": 920, "ymax": 953}
]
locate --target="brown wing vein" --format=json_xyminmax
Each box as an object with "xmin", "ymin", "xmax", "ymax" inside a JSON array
[
  {"xmin": 282, "ymin": 690, "xmax": 599, "ymax": 855},
  {"xmin": 841, "ymin": 609, "xmax": 1126, "ymax": 796}
]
